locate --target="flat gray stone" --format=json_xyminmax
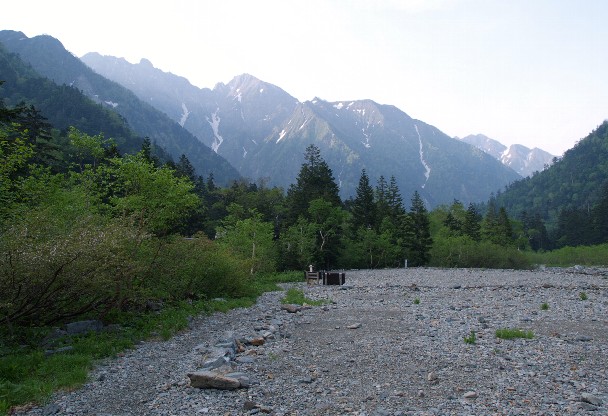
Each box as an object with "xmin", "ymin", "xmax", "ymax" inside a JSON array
[{"xmin": 187, "ymin": 371, "xmax": 241, "ymax": 389}]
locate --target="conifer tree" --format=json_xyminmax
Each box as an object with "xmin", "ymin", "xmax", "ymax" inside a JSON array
[
  {"xmin": 407, "ymin": 191, "xmax": 433, "ymax": 266},
  {"xmin": 462, "ymin": 203, "xmax": 481, "ymax": 241},
  {"xmin": 286, "ymin": 144, "xmax": 341, "ymax": 224},
  {"xmin": 375, "ymin": 175, "xmax": 389, "ymax": 230},
  {"xmin": 387, "ymin": 175, "xmax": 406, "ymax": 221},
  {"xmin": 351, "ymin": 169, "xmax": 376, "ymax": 231}
]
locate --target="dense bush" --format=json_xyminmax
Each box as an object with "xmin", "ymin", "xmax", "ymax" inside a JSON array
[
  {"xmin": 143, "ymin": 234, "xmax": 250, "ymax": 301},
  {"xmin": 429, "ymin": 236, "xmax": 532, "ymax": 269},
  {"xmin": 526, "ymin": 244, "xmax": 608, "ymax": 266},
  {"xmin": 0, "ymin": 209, "xmax": 146, "ymax": 327}
]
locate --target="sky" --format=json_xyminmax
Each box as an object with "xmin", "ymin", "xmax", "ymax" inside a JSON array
[{"xmin": 2, "ymin": 0, "xmax": 607, "ymax": 155}]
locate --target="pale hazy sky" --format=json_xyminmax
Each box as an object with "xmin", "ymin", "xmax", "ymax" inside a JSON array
[{"xmin": 2, "ymin": 0, "xmax": 607, "ymax": 155}]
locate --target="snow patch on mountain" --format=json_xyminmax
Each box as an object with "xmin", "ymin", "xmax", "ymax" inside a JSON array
[
  {"xmin": 277, "ymin": 129, "xmax": 287, "ymax": 143},
  {"xmin": 242, "ymin": 147, "xmax": 247, "ymax": 158},
  {"xmin": 179, "ymin": 103, "xmax": 190, "ymax": 127},
  {"xmin": 362, "ymin": 128, "xmax": 371, "ymax": 149},
  {"xmin": 333, "ymin": 102, "xmax": 344, "ymax": 110},
  {"xmin": 207, "ymin": 109, "xmax": 224, "ymax": 153},
  {"xmin": 415, "ymin": 125, "xmax": 431, "ymax": 188},
  {"xmin": 299, "ymin": 118, "xmax": 310, "ymax": 130},
  {"xmin": 104, "ymin": 101, "xmax": 118, "ymax": 108}
]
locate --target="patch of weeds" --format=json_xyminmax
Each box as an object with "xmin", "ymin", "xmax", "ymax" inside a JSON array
[
  {"xmin": 267, "ymin": 352, "xmax": 279, "ymax": 361},
  {"xmin": 413, "ymin": 298, "xmax": 420, "ymax": 305},
  {"xmin": 464, "ymin": 331, "xmax": 476, "ymax": 345},
  {"xmin": 249, "ymin": 271, "xmax": 303, "ymax": 296},
  {"xmin": 495, "ymin": 328, "xmax": 534, "ymax": 340},
  {"xmin": 281, "ymin": 288, "xmax": 327, "ymax": 306},
  {"xmin": 579, "ymin": 292, "xmax": 588, "ymax": 301},
  {"xmin": 540, "ymin": 302, "xmax": 549, "ymax": 310}
]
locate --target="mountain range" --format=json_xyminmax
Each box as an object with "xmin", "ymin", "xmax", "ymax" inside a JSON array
[
  {"xmin": 79, "ymin": 52, "xmax": 522, "ymax": 206},
  {"xmin": 459, "ymin": 134, "xmax": 555, "ymax": 177},
  {"xmin": 1, "ymin": 30, "xmax": 549, "ymax": 207}
]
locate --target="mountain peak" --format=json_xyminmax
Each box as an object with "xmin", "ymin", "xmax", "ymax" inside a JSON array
[
  {"xmin": 139, "ymin": 58, "xmax": 154, "ymax": 68},
  {"xmin": 461, "ymin": 134, "xmax": 554, "ymax": 177}
]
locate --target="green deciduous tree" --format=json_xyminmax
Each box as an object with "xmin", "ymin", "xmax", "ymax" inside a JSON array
[{"xmin": 216, "ymin": 205, "xmax": 277, "ymax": 275}]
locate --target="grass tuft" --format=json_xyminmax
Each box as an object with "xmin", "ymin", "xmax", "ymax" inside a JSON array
[
  {"xmin": 495, "ymin": 328, "xmax": 534, "ymax": 340},
  {"xmin": 540, "ymin": 302, "xmax": 549, "ymax": 310},
  {"xmin": 464, "ymin": 330, "xmax": 477, "ymax": 345},
  {"xmin": 281, "ymin": 288, "xmax": 327, "ymax": 306}
]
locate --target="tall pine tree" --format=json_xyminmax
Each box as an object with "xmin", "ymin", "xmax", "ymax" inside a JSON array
[
  {"xmin": 286, "ymin": 144, "xmax": 341, "ymax": 225},
  {"xmin": 407, "ymin": 191, "xmax": 433, "ymax": 266},
  {"xmin": 351, "ymin": 169, "xmax": 376, "ymax": 231}
]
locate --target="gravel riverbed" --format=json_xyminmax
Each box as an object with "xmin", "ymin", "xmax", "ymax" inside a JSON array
[{"xmin": 16, "ymin": 268, "xmax": 608, "ymax": 416}]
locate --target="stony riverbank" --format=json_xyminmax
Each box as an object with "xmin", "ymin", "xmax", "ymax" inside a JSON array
[{"xmin": 16, "ymin": 267, "xmax": 608, "ymax": 415}]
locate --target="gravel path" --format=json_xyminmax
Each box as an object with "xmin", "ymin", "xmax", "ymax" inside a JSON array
[{"xmin": 16, "ymin": 268, "xmax": 608, "ymax": 415}]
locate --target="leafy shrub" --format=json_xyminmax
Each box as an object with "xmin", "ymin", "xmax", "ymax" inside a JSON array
[
  {"xmin": 430, "ymin": 236, "xmax": 532, "ymax": 269},
  {"xmin": 0, "ymin": 207, "xmax": 147, "ymax": 327},
  {"xmin": 143, "ymin": 234, "xmax": 250, "ymax": 302},
  {"xmin": 464, "ymin": 330, "xmax": 476, "ymax": 344},
  {"xmin": 526, "ymin": 244, "xmax": 608, "ymax": 266}
]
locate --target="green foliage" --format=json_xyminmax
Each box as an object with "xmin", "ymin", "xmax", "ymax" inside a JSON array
[
  {"xmin": 413, "ymin": 298, "xmax": 420, "ymax": 305},
  {"xmin": 464, "ymin": 330, "xmax": 476, "ymax": 344},
  {"xmin": 139, "ymin": 234, "xmax": 250, "ymax": 302},
  {"xmin": 281, "ymin": 218, "xmax": 318, "ymax": 270},
  {"xmin": 0, "ymin": 350, "xmax": 90, "ymax": 414},
  {"xmin": 307, "ymin": 198, "xmax": 346, "ymax": 268},
  {"xmin": 541, "ymin": 302, "xmax": 549, "ymax": 310},
  {"xmin": 462, "ymin": 203, "xmax": 482, "ymax": 241},
  {"xmin": 350, "ymin": 169, "xmax": 376, "ymax": 231},
  {"xmin": 408, "ymin": 191, "xmax": 433, "ymax": 266},
  {"xmin": 286, "ymin": 144, "xmax": 341, "ymax": 224},
  {"xmin": 429, "ymin": 236, "xmax": 532, "ymax": 269},
  {"xmin": 104, "ymin": 153, "xmax": 199, "ymax": 236},
  {"xmin": 579, "ymin": 292, "xmax": 588, "ymax": 301},
  {"xmin": 281, "ymin": 288, "xmax": 327, "ymax": 306},
  {"xmin": 216, "ymin": 206, "xmax": 277, "ymax": 275},
  {"xmin": 525, "ymin": 244, "xmax": 608, "ymax": 266},
  {"xmin": 0, "ymin": 208, "xmax": 147, "ymax": 326},
  {"xmin": 495, "ymin": 328, "xmax": 534, "ymax": 340}
]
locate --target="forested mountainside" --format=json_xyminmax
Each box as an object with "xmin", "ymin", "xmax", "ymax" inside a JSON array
[{"xmin": 494, "ymin": 121, "xmax": 608, "ymax": 244}]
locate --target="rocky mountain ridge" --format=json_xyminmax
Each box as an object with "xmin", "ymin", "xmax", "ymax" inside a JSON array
[
  {"xmin": 459, "ymin": 133, "xmax": 555, "ymax": 177},
  {"xmin": 81, "ymin": 53, "xmax": 520, "ymax": 206}
]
